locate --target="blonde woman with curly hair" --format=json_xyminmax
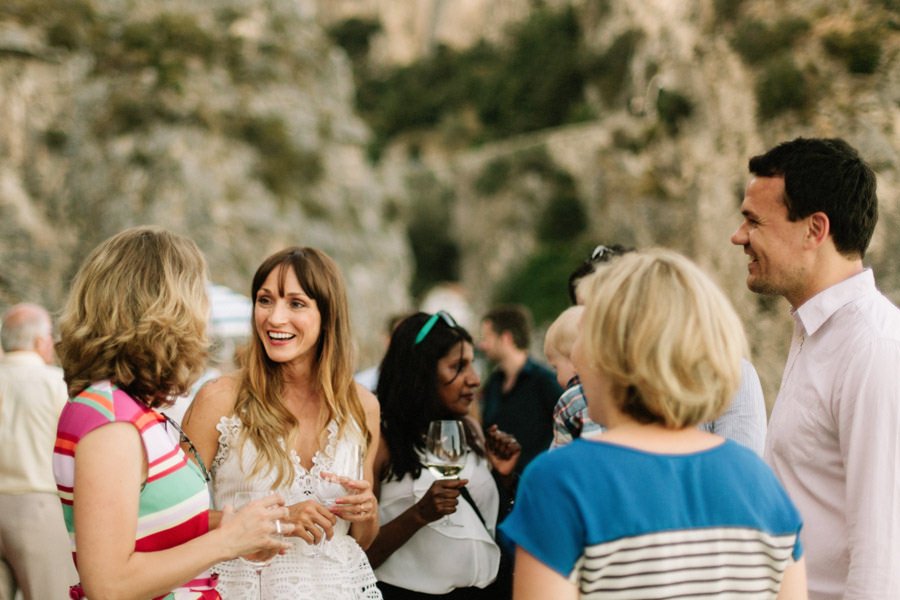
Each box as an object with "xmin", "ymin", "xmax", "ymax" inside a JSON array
[
  {"xmin": 182, "ymin": 247, "xmax": 382, "ymax": 599},
  {"xmin": 501, "ymin": 249, "xmax": 807, "ymax": 600},
  {"xmin": 53, "ymin": 226, "xmax": 291, "ymax": 600}
]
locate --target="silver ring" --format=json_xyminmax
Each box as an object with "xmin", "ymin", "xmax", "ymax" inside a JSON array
[{"xmin": 275, "ymin": 520, "xmax": 282, "ymax": 535}]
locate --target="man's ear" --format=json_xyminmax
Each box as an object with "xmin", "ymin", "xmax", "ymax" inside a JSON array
[
  {"xmin": 35, "ymin": 333, "xmax": 56, "ymax": 364},
  {"xmin": 806, "ymin": 212, "xmax": 831, "ymax": 248}
]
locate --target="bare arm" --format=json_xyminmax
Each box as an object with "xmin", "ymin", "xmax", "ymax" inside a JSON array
[
  {"xmin": 73, "ymin": 422, "xmax": 289, "ymax": 600},
  {"xmin": 776, "ymin": 557, "xmax": 808, "ymax": 600},
  {"xmin": 364, "ymin": 434, "xmax": 467, "ymax": 569},
  {"xmin": 181, "ymin": 375, "xmax": 238, "ymax": 473},
  {"xmin": 513, "ymin": 546, "xmax": 578, "ymax": 600},
  {"xmin": 338, "ymin": 385, "xmax": 381, "ymax": 549},
  {"xmin": 181, "ymin": 376, "xmax": 239, "ymax": 528}
]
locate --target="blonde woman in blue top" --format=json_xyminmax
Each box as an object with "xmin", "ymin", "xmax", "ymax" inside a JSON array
[{"xmin": 501, "ymin": 249, "xmax": 807, "ymax": 600}]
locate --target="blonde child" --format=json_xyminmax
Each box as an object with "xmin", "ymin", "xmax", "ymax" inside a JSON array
[{"xmin": 543, "ymin": 306, "xmax": 602, "ymax": 448}]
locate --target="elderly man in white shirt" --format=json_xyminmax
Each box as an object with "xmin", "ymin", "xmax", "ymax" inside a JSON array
[
  {"xmin": 0, "ymin": 303, "xmax": 78, "ymax": 600},
  {"xmin": 731, "ymin": 137, "xmax": 900, "ymax": 599}
]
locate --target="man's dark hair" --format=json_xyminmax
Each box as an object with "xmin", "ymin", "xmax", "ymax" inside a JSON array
[
  {"xmin": 567, "ymin": 243, "xmax": 634, "ymax": 304},
  {"xmin": 483, "ymin": 304, "xmax": 532, "ymax": 350},
  {"xmin": 749, "ymin": 137, "xmax": 878, "ymax": 258}
]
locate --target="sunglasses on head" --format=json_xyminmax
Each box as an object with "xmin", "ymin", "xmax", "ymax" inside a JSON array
[
  {"xmin": 414, "ymin": 310, "xmax": 459, "ymax": 345},
  {"xmin": 590, "ymin": 244, "xmax": 615, "ymax": 262}
]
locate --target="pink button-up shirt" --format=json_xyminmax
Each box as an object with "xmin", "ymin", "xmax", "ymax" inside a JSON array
[{"xmin": 765, "ymin": 269, "xmax": 900, "ymax": 599}]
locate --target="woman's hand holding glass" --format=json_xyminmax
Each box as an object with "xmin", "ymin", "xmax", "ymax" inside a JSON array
[
  {"xmin": 310, "ymin": 443, "xmax": 365, "ymax": 555},
  {"xmin": 424, "ymin": 420, "xmax": 469, "ymax": 526},
  {"xmin": 328, "ymin": 475, "xmax": 378, "ymax": 524},
  {"xmin": 220, "ymin": 493, "xmax": 293, "ymax": 565},
  {"xmin": 285, "ymin": 498, "xmax": 338, "ymax": 546},
  {"xmin": 414, "ymin": 477, "xmax": 469, "ymax": 524}
]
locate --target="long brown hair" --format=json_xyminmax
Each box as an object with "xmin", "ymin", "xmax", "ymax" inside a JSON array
[{"xmin": 235, "ymin": 247, "xmax": 369, "ymax": 488}]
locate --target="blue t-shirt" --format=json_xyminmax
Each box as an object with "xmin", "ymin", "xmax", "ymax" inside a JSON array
[{"xmin": 500, "ymin": 438, "xmax": 803, "ymax": 599}]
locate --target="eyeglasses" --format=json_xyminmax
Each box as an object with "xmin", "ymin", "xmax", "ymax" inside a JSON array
[
  {"xmin": 414, "ymin": 311, "xmax": 459, "ymax": 345},
  {"xmin": 162, "ymin": 413, "xmax": 211, "ymax": 483}
]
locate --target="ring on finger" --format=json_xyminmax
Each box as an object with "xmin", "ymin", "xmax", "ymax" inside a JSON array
[{"xmin": 275, "ymin": 520, "xmax": 282, "ymax": 535}]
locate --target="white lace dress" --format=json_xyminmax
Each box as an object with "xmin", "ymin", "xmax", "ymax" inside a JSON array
[{"xmin": 210, "ymin": 416, "xmax": 382, "ymax": 600}]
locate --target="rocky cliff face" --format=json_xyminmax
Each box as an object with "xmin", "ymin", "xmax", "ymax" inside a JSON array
[
  {"xmin": 2, "ymin": 0, "xmax": 898, "ymax": 397},
  {"xmin": 0, "ymin": 0, "xmax": 410, "ymax": 363},
  {"xmin": 316, "ymin": 0, "xmax": 900, "ymax": 399}
]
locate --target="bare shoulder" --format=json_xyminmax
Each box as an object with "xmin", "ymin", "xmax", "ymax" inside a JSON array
[
  {"xmin": 355, "ymin": 382, "xmax": 382, "ymax": 463},
  {"xmin": 183, "ymin": 372, "xmax": 241, "ymax": 428},
  {"xmin": 196, "ymin": 373, "xmax": 240, "ymax": 406},
  {"xmin": 355, "ymin": 382, "xmax": 380, "ymax": 418},
  {"xmin": 372, "ymin": 422, "xmax": 391, "ymax": 482}
]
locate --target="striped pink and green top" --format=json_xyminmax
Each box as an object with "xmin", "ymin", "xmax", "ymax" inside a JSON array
[{"xmin": 53, "ymin": 380, "xmax": 219, "ymax": 599}]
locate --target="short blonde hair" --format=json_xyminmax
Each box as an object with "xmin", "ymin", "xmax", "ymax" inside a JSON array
[
  {"xmin": 544, "ymin": 306, "xmax": 584, "ymax": 359},
  {"xmin": 578, "ymin": 248, "xmax": 746, "ymax": 428},
  {"xmin": 57, "ymin": 226, "xmax": 209, "ymax": 407}
]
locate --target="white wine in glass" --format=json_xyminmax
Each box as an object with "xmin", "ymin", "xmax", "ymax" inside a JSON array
[
  {"xmin": 424, "ymin": 462, "xmax": 464, "ymax": 479},
  {"xmin": 424, "ymin": 420, "xmax": 468, "ymax": 526}
]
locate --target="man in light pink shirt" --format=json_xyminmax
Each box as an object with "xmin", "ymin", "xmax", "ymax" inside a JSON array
[{"xmin": 731, "ymin": 137, "xmax": 900, "ymax": 599}]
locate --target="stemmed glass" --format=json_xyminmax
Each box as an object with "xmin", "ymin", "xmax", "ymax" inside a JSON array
[
  {"xmin": 233, "ymin": 490, "xmax": 282, "ymax": 600},
  {"xmin": 424, "ymin": 419, "xmax": 468, "ymax": 526},
  {"xmin": 312, "ymin": 443, "xmax": 364, "ymax": 557}
]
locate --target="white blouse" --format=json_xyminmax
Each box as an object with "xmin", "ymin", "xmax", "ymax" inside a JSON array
[{"xmin": 375, "ymin": 451, "xmax": 501, "ymax": 594}]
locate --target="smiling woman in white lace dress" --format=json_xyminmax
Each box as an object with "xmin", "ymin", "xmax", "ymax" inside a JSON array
[{"xmin": 183, "ymin": 247, "xmax": 382, "ymax": 600}]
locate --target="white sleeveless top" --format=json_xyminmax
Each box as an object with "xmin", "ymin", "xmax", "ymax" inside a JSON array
[
  {"xmin": 210, "ymin": 415, "xmax": 381, "ymax": 600},
  {"xmin": 375, "ymin": 452, "xmax": 501, "ymax": 594}
]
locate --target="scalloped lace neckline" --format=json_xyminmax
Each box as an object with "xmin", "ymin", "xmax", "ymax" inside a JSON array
[
  {"xmin": 289, "ymin": 418, "xmax": 339, "ymax": 475},
  {"xmin": 216, "ymin": 414, "xmax": 339, "ymax": 477}
]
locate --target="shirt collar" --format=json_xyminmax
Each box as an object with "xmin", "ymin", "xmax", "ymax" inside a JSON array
[
  {"xmin": 793, "ymin": 269, "xmax": 875, "ymax": 336},
  {"xmin": 520, "ymin": 356, "xmax": 540, "ymax": 375},
  {"xmin": 0, "ymin": 350, "xmax": 47, "ymax": 367}
]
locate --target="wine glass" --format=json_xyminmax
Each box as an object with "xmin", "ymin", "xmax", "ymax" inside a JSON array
[
  {"xmin": 233, "ymin": 490, "xmax": 282, "ymax": 599},
  {"xmin": 424, "ymin": 419, "xmax": 468, "ymax": 526},
  {"xmin": 312, "ymin": 442, "xmax": 364, "ymax": 557}
]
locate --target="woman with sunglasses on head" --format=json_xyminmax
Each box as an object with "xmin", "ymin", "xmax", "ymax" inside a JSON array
[
  {"xmin": 53, "ymin": 226, "xmax": 291, "ymax": 600},
  {"xmin": 367, "ymin": 312, "xmax": 521, "ymax": 599},
  {"xmin": 182, "ymin": 247, "xmax": 382, "ymax": 599}
]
